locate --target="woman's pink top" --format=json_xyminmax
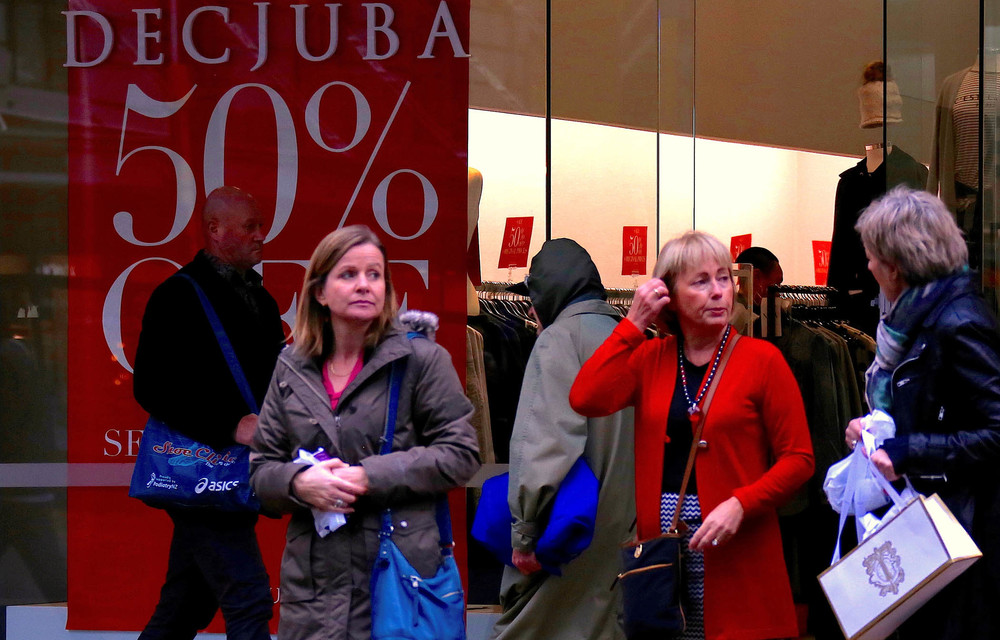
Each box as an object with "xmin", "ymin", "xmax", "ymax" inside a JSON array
[{"xmin": 321, "ymin": 356, "xmax": 364, "ymax": 409}]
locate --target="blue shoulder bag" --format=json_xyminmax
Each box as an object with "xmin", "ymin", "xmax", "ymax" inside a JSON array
[
  {"xmin": 369, "ymin": 332, "xmax": 466, "ymax": 640},
  {"xmin": 128, "ymin": 273, "xmax": 261, "ymax": 512}
]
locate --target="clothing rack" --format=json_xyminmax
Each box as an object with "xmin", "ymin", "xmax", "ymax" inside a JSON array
[
  {"xmin": 765, "ymin": 285, "xmax": 839, "ymax": 337},
  {"xmin": 477, "ymin": 281, "xmax": 529, "ymax": 300}
]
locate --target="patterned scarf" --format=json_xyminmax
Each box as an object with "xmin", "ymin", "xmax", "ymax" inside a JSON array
[{"xmin": 865, "ymin": 269, "xmax": 968, "ymax": 411}]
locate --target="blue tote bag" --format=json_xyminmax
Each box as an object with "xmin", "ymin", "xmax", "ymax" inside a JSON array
[
  {"xmin": 471, "ymin": 456, "xmax": 599, "ymax": 575},
  {"xmin": 128, "ymin": 274, "xmax": 261, "ymax": 512},
  {"xmin": 370, "ymin": 338, "xmax": 466, "ymax": 640}
]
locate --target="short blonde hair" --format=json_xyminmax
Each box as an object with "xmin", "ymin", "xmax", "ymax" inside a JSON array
[
  {"xmin": 653, "ymin": 230, "xmax": 733, "ymax": 291},
  {"xmin": 855, "ymin": 186, "xmax": 967, "ymax": 284},
  {"xmin": 651, "ymin": 231, "xmax": 733, "ymax": 332},
  {"xmin": 291, "ymin": 225, "xmax": 399, "ymax": 358}
]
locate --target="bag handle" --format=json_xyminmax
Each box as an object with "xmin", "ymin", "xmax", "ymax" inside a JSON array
[
  {"xmin": 378, "ymin": 334, "xmax": 454, "ymax": 553},
  {"xmin": 176, "ymin": 273, "xmax": 258, "ymax": 414},
  {"xmin": 830, "ymin": 443, "xmax": 917, "ymax": 564},
  {"xmin": 668, "ymin": 330, "xmax": 741, "ymax": 534}
]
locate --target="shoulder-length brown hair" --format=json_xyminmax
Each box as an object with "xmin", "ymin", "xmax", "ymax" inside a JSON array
[{"xmin": 291, "ymin": 225, "xmax": 399, "ymax": 358}]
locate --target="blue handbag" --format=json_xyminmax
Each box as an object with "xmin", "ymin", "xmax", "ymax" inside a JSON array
[
  {"xmin": 470, "ymin": 456, "xmax": 599, "ymax": 575},
  {"xmin": 369, "ymin": 335, "xmax": 466, "ymax": 640},
  {"xmin": 128, "ymin": 274, "xmax": 261, "ymax": 512}
]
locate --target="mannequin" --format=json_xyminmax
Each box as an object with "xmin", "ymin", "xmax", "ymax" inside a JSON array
[
  {"xmin": 464, "ymin": 165, "xmax": 495, "ymax": 466},
  {"xmin": 828, "ymin": 61, "xmax": 927, "ymax": 335},
  {"xmin": 865, "ymin": 142, "xmax": 891, "ymax": 174},
  {"xmin": 467, "ymin": 167, "xmax": 484, "ymax": 316},
  {"xmin": 927, "ymin": 56, "xmax": 997, "ymax": 275}
]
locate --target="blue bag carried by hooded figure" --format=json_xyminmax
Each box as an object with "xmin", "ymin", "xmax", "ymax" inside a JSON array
[{"xmin": 471, "ymin": 456, "xmax": 598, "ymax": 575}]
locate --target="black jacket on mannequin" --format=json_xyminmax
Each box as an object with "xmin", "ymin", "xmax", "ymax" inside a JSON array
[{"xmin": 827, "ymin": 147, "xmax": 928, "ymax": 334}]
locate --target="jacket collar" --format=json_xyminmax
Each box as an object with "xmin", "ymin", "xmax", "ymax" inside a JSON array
[
  {"xmin": 918, "ymin": 272, "xmax": 978, "ymax": 329},
  {"xmin": 275, "ymin": 327, "xmax": 415, "ymax": 451},
  {"xmin": 277, "ymin": 326, "xmax": 414, "ymax": 409}
]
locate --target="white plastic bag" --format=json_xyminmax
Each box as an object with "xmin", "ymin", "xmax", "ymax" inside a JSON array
[
  {"xmin": 827, "ymin": 410, "xmax": 922, "ymax": 564},
  {"xmin": 823, "ymin": 410, "xmax": 896, "ymax": 515}
]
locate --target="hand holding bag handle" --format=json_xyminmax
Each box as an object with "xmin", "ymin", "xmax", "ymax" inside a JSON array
[{"xmin": 617, "ymin": 329, "xmax": 740, "ymax": 640}]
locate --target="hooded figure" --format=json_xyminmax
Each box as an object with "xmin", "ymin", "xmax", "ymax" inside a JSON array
[
  {"xmin": 507, "ymin": 238, "xmax": 608, "ymax": 328},
  {"xmin": 490, "ymin": 239, "xmax": 636, "ymax": 640}
]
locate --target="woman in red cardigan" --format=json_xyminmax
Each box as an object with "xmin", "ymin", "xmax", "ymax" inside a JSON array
[{"xmin": 570, "ymin": 231, "xmax": 813, "ymax": 640}]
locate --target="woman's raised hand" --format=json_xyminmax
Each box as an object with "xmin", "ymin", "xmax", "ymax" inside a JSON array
[{"xmin": 626, "ymin": 278, "xmax": 671, "ymax": 331}]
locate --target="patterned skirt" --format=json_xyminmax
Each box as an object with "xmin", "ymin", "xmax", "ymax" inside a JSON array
[{"xmin": 660, "ymin": 492, "xmax": 705, "ymax": 640}]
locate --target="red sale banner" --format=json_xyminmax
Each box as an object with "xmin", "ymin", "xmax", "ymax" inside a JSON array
[
  {"xmin": 813, "ymin": 240, "xmax": 832, "ymax": 285},
  {"xmin": 497, "ymin": 216, "xmax": 533, "ymax": 268},
  {"xmin": 65, "ymin": 0, "xmax": 469, "ymax": 630},
  {"xmin": 622, "ymin": 226, "xmax": 647, "ymax": 276},
  {"xmin": 730, "ymin": 233, "xmax": 752, "ymax": 262}
]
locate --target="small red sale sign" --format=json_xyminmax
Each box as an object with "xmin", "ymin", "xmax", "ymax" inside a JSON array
[
  {"xmin": 497, "ymin": 216, "xmax": 534, "ymax": 268},
  {"xmin": 622, "ymin": 226, "xmax": 647, "ymax": 275}
]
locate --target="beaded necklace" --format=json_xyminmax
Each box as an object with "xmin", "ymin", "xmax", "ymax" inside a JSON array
[{"xmin": 677, "ymin": 324, "xmax": 731, "ymax": 427}]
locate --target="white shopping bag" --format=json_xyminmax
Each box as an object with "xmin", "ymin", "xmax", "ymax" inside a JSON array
[{"xmin": 819, "ymin": 459, "xmax": 981, "ymax": 640}]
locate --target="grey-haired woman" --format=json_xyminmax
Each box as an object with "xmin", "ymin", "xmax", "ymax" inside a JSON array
[{"xmin": 845, "ymin": 185, "xmax": 1000, "ymax": 639}]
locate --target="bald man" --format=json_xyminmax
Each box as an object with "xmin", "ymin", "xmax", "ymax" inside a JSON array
[{"xmin": 133, "ymin": 187, "xmax": 283, "ymax": 640}]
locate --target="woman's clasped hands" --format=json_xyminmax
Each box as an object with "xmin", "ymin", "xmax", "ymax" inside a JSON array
[{"xmin": 292, "ymin": 457, "xmax": 369, "ymax": 513}]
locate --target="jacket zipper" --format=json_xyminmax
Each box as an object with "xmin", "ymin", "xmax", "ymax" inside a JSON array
[{"xmin": 891, "ymin": 349, "xmax": 924, "ymax": 389}]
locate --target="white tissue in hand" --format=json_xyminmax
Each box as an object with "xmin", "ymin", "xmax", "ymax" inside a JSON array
[{"xmin": 294, "ymin": 448, "xmax": 347, "ymax": 537}]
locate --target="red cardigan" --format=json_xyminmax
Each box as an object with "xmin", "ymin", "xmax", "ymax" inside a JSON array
[{"xmin": 570, "ymin": 322, "xmax": 814, "ymax": 640}]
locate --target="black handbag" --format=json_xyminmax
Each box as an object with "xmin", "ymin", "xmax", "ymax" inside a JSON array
[{"xmin": 615, "ymin": 331, "xmax": 740, "ymax": 639}]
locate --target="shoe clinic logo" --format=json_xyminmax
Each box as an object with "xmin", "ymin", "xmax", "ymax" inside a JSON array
[
  {"xmin": 152, "ymin": 440, "xmax": 239, "ymax": 467},
  {"xmin": 195, "ymin": 478, "xmax": 241, "ymax": 494}
]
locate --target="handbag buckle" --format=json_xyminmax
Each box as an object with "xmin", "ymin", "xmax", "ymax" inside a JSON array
[{"xmin": 633, "ymin": 544, "xmax": 642, "ymax": 559}]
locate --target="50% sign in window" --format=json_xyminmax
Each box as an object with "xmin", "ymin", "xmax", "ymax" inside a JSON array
[{"xmin": 112, "ymin": 80, "xmax": 437, "ymax": 246}]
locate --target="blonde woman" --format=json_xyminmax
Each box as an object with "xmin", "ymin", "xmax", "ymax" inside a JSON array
[
  {"xmin": 845, "ymin": 186, "xmax": 1000, "ymax": 640},
  {"xmin": 570, "ymin": 230, "xmax": 813, "ymax": 640}
]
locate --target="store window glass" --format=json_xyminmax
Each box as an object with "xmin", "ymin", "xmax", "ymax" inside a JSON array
[
  {"xmin": 469, "ymin": 0, "xmax": 546, "ymax": 283},
  {"xmin": 690, "ymin": 1, "xmax": 883, "ymax": 290},
  {"xmin": 886, "ymin": 0, "xmax": 983, "ymax": 298},
  {"xmin": 549, "ymin": 0, "xmax": 660, "ymax": 290},
  {"xmin": 4, "ymin": 0, "xmax": 1000, "ymax": 634},
  {"xmin": 988, "ymin": 3, "xmax": 1000, "ymax": 310},
  {"xmin": 0, "ymin": 0, "xmax": 70, "ymax": 633}
]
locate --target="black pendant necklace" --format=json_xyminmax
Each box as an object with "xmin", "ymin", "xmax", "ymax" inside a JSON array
[{"xmin": 677, "ymin": 324, "xmax": 731, "ymax": 426}]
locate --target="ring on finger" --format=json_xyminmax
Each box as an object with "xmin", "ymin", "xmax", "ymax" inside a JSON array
[
  {"xmin": 711, "ymin": 538, "xmax": 719, "ymax": 547},
  {"xmin": 334, "ymin": 499, "xmax": 345, "ymax": 508}
]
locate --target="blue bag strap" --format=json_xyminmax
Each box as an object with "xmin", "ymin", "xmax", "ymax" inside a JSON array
[
  {"xmin": 378, "ymin": 332, "xmax": 454, "ymax": 553},
  {"xmin": 176, "ymin": 273, "xmax": 259, "ymax": 414}
]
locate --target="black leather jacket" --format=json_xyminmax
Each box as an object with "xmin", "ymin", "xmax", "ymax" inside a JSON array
[
  {"xmin": 880, "ymin": 273, "xmax": 1000, "ymax": 639},
  {"xmin": 885, "ymin": 276, "xmax": 1000, "ymax": 487}
]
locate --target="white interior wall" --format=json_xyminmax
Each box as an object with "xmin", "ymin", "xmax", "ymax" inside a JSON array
[
  {"xmin": 470, "ymin": 109, "xmax": 865, "ymax": 289},
  {"xmin": 549, "ymin": 119, "xmax": 658, "ymax": 289}
]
